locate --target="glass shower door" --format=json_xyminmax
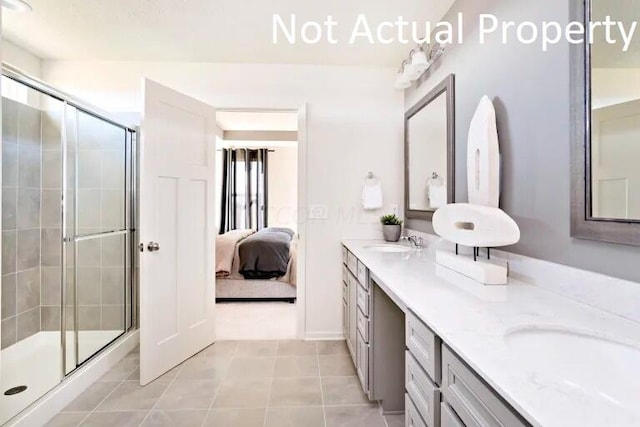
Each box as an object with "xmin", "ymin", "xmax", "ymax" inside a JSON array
[
  {"xmin": 0, "ymin": 76, "xmax": 66, "ymax": 424},
  {"xmin": 1, "ymin": 66, "xmax": 135, "ymax": 424},
  {"xmin": 64, "ymin": 107, "xmax": 130, "ymax": 367}
]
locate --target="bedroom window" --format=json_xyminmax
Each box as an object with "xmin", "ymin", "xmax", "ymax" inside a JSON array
[{"xmin": 220, "ymin": 148, "xmax": 269, "ymax": 232}]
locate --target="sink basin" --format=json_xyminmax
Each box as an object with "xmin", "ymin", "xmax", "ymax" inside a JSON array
[
  {"xmin": 505, "ymin": 326, "xmax": 640, "ymax": 411},
  {"xmin": 364, "ymin": 244, "xmax": 411, "ymax": 253}
]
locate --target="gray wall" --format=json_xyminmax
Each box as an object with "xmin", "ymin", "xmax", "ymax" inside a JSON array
[{"xmin": 405, "ymin": 0, "xmax": 640, "ymax": 283}]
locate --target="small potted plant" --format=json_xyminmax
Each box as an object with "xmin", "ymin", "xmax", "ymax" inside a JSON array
[{"xmin": 380, "ymin": 214, "xmax": 403, "ymax": 242}]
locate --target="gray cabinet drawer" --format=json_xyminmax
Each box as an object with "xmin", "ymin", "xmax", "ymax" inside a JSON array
[
  {"xmin": 442, "ymin": 345, "xmax": 529, "ymax": 427},
  {"xmin": 406, "ymin": 352, "xmax": 440, "ymax": 427},
  {"xmin": 357, "ymin": 308, "xmax": 369, "ymax": 343},
  {"xmin": 347, "ymin": 251, "xmax": 358, "ymax": 274},
  {"xmin": 357, "ymin": 261, "xmax": 368, "ymax": 289},
  {"xmin": 441, "ymin": 403, "xmax": 465, "ymax": 427},
  {"xmin": 406, "ymin": 311, "xmax": 441, "ymax": 384},
  {"xmin": 356, "ymin": 331, "xmax": 369, "ymax": 392},
  {"xmin": 357, "ymin": 283, "xmax": 370, "ymax": 316},
  {"xmin": 406, "ymin": 394, "xmax": 428, "ymax": 427},
  {"xmin": 348, "ymin": 273, "xmax": 358, "ymax": 361},
  {"xmin": 343, "ymin": 280, "xmax": 348, "ymax": 303},
  {"xmin": 342, "ymin": 299, "xmax": 348, "ymax": 338}
]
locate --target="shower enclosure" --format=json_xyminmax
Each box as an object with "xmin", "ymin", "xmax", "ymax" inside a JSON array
[{"xmin": 0, "ymin": 65, "xmax": 136, "ymax": 424}]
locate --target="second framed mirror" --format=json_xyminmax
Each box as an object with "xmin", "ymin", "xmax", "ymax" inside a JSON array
[{"xmin": 405, "ymin": 74, "xmax": 455, "ymax": 221}]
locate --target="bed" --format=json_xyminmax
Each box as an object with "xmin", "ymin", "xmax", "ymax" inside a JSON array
[{"xmin": 215, "ymin": 228, "xmax": 297, "ymax": 302}]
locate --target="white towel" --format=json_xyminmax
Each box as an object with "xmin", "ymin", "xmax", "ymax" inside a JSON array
[
  {"xmin": 362, "ymin": 180, "xmax": 383, "ymax": 210},
  {"xmin": 428, "ymin": 184, "xmax": 447, "ymax": 209}
]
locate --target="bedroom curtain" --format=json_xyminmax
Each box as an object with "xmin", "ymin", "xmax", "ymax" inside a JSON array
[{"xmin": 219, "ymin": 148, "xmax": 269, "ymax": 233}]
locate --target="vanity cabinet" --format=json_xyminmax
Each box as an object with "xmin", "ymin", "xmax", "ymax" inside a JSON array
[
  {"xmin": 441, "ymin": 346, "xmax": 529, "ymax": 427},
  {"xmin": 342, "ymin": 245, "xmax": 405, "ymax": 412},
  {"xmin": 404, "ymin": 310, "xmax": 529, "ymax": 427},
  {"xmin": 342, "ymin": 281, "xmax": 348, "ymax": 339},
  {"xmin": 342, "ymin": 244, "xmax": 529, "ymax": 427},
  {"xmin": 343, "ymin": 248, "xmax": 362, "ymax": 365},
  {"xmin": 405, "ymin": 311, "xmax": 442, "ymax": 427},
  {"xmin": 406, "ymin": 312, "xmax": 441, "ymax": 384},
  {"xmin": 440, "ymin": 403, "xmax": 465, "ymax": 427},
  {"xmin": 351, "ymin": 251, "xmax": 372, "ymax": 394}
]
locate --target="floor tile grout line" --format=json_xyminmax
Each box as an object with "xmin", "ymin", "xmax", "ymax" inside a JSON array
[
  {"xmin": 136, "ymin": 354, "xmax": 186, "ymax": 427},
  {"xmin": 381, "ymin": 401, "xmax": 390, "ymax": 427},
  {"xmin": 262, "ymin": 340, "xmax": 279, "ymax": 427},
  {"xmin": 201, "ymin": 340, "xmax": 240, "ymax": 427},
  {"xmin": 53, "ymin": 341, "xmax": 358, "ymax": 426},
  {"xmin": 316, "ymin": 341, "xmax": 328, "ymax": 427},
  {"xmin": 72, "ymin": 355, "xmax": 139, "ymax": 427},
  {"xmin": 160, "ymin": 404, "xmax": 368, "ymax": 410}
]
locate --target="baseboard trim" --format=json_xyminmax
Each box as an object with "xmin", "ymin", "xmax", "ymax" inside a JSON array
[
  {"xmin": 7, "ymin": 330, "xmax": 139, "ymax": 427},
  {"xmin": 216, "ymin": 298, "xmax": 296, "ymax": 304},
  {"xmin": 304, "ymin": 331, "xmax": 345, "ymax": 341}
]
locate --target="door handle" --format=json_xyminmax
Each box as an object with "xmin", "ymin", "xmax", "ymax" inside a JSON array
[{"xmin": 147, "ymin": 242, "xmax": 160, "ymax": 252}]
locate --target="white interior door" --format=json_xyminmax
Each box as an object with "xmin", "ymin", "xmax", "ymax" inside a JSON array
[
  {"xmin": 139, "ymin": 79, "xmax": 217, "ymax": 385},
  {"xmin": 592, "ymin": 99, "xmax": 640, "ymax": 219}
]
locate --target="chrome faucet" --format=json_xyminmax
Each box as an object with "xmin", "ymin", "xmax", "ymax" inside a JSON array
[{"xmin": 407, "ymin": 235, "xmax": 424, "ymax": 249}]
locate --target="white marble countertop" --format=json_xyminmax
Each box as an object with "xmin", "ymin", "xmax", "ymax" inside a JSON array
[{"xmin": 342, "ymin": 239, "xmax": 640, "ymax": 427}]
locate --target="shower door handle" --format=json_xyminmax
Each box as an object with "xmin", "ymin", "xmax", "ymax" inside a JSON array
[{"xmin": 147, "ymin": 242, "xmax": 161, "ymax": 252}]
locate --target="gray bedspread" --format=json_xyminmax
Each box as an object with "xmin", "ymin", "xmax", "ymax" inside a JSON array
[{"xmin": 238, "ymin": 228, "xmax": 293, "ymax": 280}]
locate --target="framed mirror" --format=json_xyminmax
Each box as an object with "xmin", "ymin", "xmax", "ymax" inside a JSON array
[
  {"xmin": 405, "ymin": 74, "xmax": 455, "ymax": 221},
  {"xmin": 571, "ymin": 0, "xmax": 640, "ymax": 245}
]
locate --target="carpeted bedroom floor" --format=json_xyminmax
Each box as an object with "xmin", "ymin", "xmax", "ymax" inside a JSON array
[{"xmin": 215, "ymin": 302, "xmax": 297, "ymax": 340}]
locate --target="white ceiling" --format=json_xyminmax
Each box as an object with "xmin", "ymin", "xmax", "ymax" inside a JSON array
[
  {"xmin": 216, "ymin": 111, "xmax": 298, "ymax": 131},
  {"xmin": 2, "ymin": 0, "xmax": 455, "ymax": 67}
]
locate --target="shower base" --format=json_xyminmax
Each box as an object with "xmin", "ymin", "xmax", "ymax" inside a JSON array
[{"xmin": 0, "ymin": 330, "xmax": 122, "ymax": 425}]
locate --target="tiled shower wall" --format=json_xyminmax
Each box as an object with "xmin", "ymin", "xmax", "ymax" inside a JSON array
[
  {"xmin": 2, "ymin": 96, "xmax": 128, "ymax": 350},
  {"xmin": 1, "ymin": 98, "xmax": 43, "ymax": 349},
  {"xmin": 74, "ymin": 113, "xmax": 127, "ymax": 333},
  {"xmin": 39, "ymin": 108, "xmax": 65, "ymax": 334},
  {"xmin": 38, "ymin": 108, "xmax": 127, "ymax": 335}
]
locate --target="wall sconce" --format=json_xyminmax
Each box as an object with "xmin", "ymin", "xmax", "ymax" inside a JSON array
[
  {"xmin": 406, "ymin": 46, "xmax": 429, "ymax": 79},
  {"xmin": 394, "ymin": 60, "xmax": 412, "ymax": 90},
  {"xmin": 394, "ymin": 42, "xmax": 446, "ymax": 90}
]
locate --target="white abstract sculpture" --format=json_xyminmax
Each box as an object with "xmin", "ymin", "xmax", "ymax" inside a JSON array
[
  {"xmin": 467, "ymin": 96, "xmax": 500, "ymax": 207},
  {"xmin": 433, "ymin": 96, "xmax": 519, "ymax": 285},
  {"xmin": 432, "ymin": 204, "xmax": 520, "ymax": 248}
]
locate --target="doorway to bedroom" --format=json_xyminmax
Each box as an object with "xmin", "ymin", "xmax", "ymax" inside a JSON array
[{"xmin": 214, "ymin": 109, "xmax": 301, "ymax": 340}]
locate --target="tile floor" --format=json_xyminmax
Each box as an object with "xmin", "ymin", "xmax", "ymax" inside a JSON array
[
  {"xmin": 46, "ymin": 340, "xmax": 404, "ymax": 427},
  {"xmin": 216, "ymin": 303, "xmax": 297, "ymax": 341}
]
